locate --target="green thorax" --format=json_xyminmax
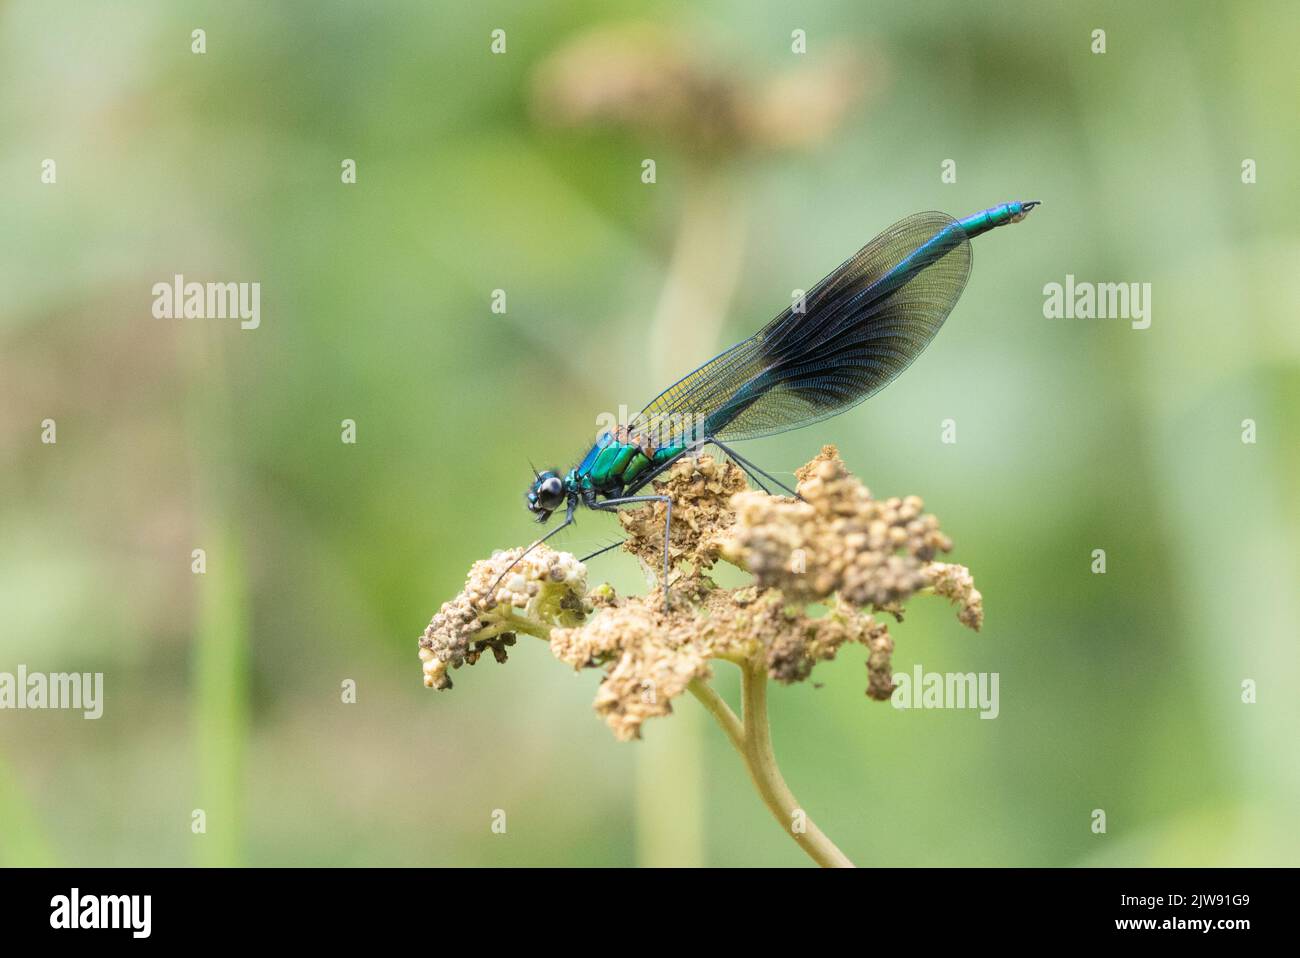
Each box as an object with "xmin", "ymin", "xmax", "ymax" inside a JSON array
[{"xmin": 567, "ymin": 430, "xmax": 686, "ymax": 495}]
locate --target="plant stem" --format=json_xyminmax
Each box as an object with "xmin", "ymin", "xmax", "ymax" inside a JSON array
[
  {"xmin": 690, "ymin": 665, "xmax": 855, "ymax": 867},
  {"xmin": 636, "ymin": 165, "xmax": 746, "ymax": 869},
  {"xmin": 530, "ymin": 628, "xmax": 852, "ymax": 866},
  {"xmin": 688, "ymin": 678, "xmax": 744, "ymax": 752}
]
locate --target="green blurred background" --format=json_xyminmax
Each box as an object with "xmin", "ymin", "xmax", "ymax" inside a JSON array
[{"xmin": 2, "ymin": 0, "xmax": 1297, "ymax": 867}]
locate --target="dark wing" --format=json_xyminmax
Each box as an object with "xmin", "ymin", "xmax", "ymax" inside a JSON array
[{"xmin": 630, "ymin": 212, "xmax": 973, "ymax": 443}]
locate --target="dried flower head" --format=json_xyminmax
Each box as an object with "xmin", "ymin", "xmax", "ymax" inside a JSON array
[
  {"xmin": 420, "ymin": 448, "xmax": 981, "ymax": 725},
  {"xmin": 550, "ymin": 579, "xmax": 718, "ymax": 742},
  {"xmin": 418, "ymin": 546, "xmax": 587, "ymax": 690},
  {"xmin": 925, "ymin": 561, "xmax": 984, "ymax": 632},
  {"xmin": 617, "ymin": 453, "xmax": 748, "ymax": 576},
  {"xmin": 530, "ymin": 22, "xmax": 881, "ymax": 159},
  {"xmin": 417, "ymin": 448, "xmax": 984, "ymax": 867},
  {"xmin": 720, "ymin": 445, "xmax": 956, "ymax": 611}
]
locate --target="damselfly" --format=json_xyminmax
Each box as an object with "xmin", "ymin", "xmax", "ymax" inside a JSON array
[{"xmin": 509, "ymin": 201, "xmax": 1039, "ymax": 598}]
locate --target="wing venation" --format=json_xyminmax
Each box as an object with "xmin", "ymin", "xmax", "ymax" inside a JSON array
[{"xmin": 630, "ymin": 212, "xmax": 973, "ymax": 444}]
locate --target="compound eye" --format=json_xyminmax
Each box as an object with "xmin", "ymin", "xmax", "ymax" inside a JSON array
[{"xmin": 538, "ymin": 475, "xmax": 564, "ymax": 506}]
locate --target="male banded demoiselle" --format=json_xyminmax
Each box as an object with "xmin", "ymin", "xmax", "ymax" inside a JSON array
[{"xmin": 509, "ymin": 200, "xmax": 1040, "ymax": 599}]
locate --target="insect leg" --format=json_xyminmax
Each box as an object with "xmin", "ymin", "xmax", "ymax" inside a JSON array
[
  {"xmin": 701, "ymin": 444, "xmax": 772, "ymax": 494},
  {"xmin": 488, "ymin": 501, "xmax": 576, "ymax": 599},
  {"xmin": 620, "ymin": 439, "xmax": 787, "ymax": 501},
  {"xmin": 592, "ymin": 493, "xmax": 673, "ymax": 607},
  {"xmin": 704, "ymin": 439, "xmax": 802, "ymax": 499},
  {"xmin": 578, "ymin": 539, "xmax": 626, "ymax": 562}
]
